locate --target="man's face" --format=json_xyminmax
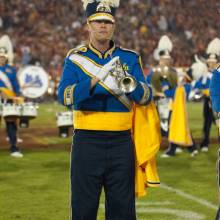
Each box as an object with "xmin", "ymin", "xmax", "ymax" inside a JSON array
[
  {"xmin": 88, "ymin": 20, "xmax": 115, "ymax": 43},
  {"xmin": 159, "ymin": 57, "xmax": 172, "ymax": 67},
  {"xmin": 0, "ymin": 56, "xmax": 7, "ymax": 66}
]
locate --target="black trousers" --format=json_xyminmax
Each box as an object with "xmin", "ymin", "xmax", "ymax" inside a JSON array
[
  {"xmin": 6, "ymin": 121, "xmax": 18, "ymax": 152},
  {"xmin": 201, "ymin": 97, "xmax": 215, "ymax": 148},
  {"xmin": 70, "ymin": 129, "xmax": 136, "ymax": 220},
  {"xmin": 2, "ymin": 99, "xmax": 19, "ymax": 152}
]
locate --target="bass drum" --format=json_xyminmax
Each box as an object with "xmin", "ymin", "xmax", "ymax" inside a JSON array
[
  {"xmin": 18, "ymin": 65, "xmax": 49, "ymax": 99},
  {"xmin": 17, "ymin": 65, "xmax": 48, "ymax": 128}
]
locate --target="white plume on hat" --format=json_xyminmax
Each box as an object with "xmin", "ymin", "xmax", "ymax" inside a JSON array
[
  {"xmin": 206, "ymin": 38, "xmax": 220, "ymax": 56},
  {"xmin": 154, "ymin": 35, "xmax": 173, "ymax": 60},
  {"xmin": 82, "ymin": 0, "xmax": 120, "ymax": 10},
  {"xmin": 191, "ymin": 55, "xmax": 208, "ymax": 80},
  {"xmin": 158, "ymin": 35, "xmax": 173, "ymax": 53},
  {"xmin": 0, "ymin": 35, "xmax": 14, "ymax": 65},
  {"xmin": 82, "ymin": 0, "xmax": 94, "ymax": 9}
]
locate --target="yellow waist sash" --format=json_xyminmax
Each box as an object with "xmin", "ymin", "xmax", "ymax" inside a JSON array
[{"xmin": 73, "ymin": 111, "xmax": 132, "ymax": 131}]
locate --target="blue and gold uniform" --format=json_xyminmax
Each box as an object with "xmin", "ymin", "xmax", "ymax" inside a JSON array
[
  {"xmin": 58, "ymin": 42, "xmax": 154, "ymax": 219},
  {"xmin": 58, "ymin": 1, "xmax": 160, "ymax": 219},
  {"xmin": 58, "ymin": 42, "xmax": 155, "ymax": 220},
  {"xmin": 58, "ymin": 42, "xmax": 152, "ymax": 130}
]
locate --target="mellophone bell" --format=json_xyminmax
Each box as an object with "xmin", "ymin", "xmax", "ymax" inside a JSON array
[{"xmin": 151, "ymin": 65, "xmax": 178, "ymax": 94}]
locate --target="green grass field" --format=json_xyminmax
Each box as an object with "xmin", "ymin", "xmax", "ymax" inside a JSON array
[{"xmin": 0, "ymin": 102, "xmax": 219, "ymax": 220}]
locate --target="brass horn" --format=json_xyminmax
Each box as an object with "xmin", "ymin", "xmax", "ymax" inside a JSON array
[
  {"xmin": 151, "ymin": 65, "xmax": 178, "ymax": 93},
  {"xmin": 112, "ymin": 59, "xmax": 137, "ymax": 93}
]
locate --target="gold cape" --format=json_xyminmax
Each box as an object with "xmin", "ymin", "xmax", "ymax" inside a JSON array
[
  {"xmin": 168, "ymin": 86, "xmax": 193, "ymax": 146},
  {"xmin": 132, "ymin": 102, "xmax": 161, "ymax": 197}
]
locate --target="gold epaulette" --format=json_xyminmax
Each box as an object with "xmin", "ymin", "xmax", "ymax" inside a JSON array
[{"xmin": 66, "ymin": 44, "xmax": 88, "ymax": 57}]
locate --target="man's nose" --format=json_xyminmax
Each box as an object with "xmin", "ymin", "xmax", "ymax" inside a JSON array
[{"xmin": 100, "ymin": 22, "xmax": 107, "ymax": 26}]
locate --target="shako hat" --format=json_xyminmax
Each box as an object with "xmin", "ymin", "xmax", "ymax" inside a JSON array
[
  {"xmin": 206, "ymin": 38, "xmax": 220, "ymax": 63},
  {"xmin": 82, "ymin": 0, "xmax": 120, "ymax": 23}
]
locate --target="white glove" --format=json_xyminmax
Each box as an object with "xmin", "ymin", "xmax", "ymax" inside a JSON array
[
  {"xmin": 96, "ymin": 56, "xmax": 120, "ymax": 81},
  {"xmin": 188, "ymin": 90, "xmax": 196, "ymax": 101}
]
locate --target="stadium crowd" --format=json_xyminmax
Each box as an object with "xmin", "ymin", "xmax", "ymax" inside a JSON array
[{"xmin": 0, "ymin": 0, "xmax": 220, "ymax": 77}]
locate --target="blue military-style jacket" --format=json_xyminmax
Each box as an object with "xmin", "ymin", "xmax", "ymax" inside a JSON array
[
  {"xmin": 58, "ymin": 41, "xmax": 152, "ymax": 131},
  {"xmin": 0, "ymin": 63, "xmax": 20, "ymax": 95},
  {"xmin": 210, "ymin": 67, "xmax": 220, "ymax": 112},
  {"xmin": 192, "ymin": 72, "xmax": 212, "ymax": 97},
  {"xmin": 160, "ymin": 80, "xmax": 191, "ymax": 100}
]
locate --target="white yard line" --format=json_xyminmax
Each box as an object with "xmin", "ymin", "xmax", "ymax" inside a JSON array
[
  {"xmin": 136, "ymin": 201, "xmax": 172, "ymax": 206},
  {"xmin": 136, "ymin": 208, "xmax": 205, "ymax": 220},
  {"xmin": 161, "ymin": 183, "xmax": 218, "ymax": 210},
  {"xmin": 98, "ymin": 183, "xmax": 217, "ymax": 219},
  {"xmin": 99, "ymin": 201, "xmax": 172, "ymax": 208},
  {"xmin": 99, "ymin": 203, "xmax": 205, "ymax": 220}
]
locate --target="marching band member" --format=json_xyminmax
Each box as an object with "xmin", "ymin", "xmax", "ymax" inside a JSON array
[
  {"xmin": 0, "ymin": 35, "xmax": 23, "ymax": 158},
  {"xmin": 193, "ymin": 38, "xmax": 220, "ymax": 152},
  {"xmin": 210, "ymin": 64, "xmax": 220, "ymax": 220},
  {"xmin": 147, "ymin": 35, "xmax": 177, "ymax": 137},
  {"xmin": 147, "ymin": 35, "xmax": 197, "ymax": 157},
  {"xmin": 162, "ymin": 69, "xmax": 198, "ymax": 157},
  {"xmin": 58, "ymin": 0, "xmax": 160, "ymax": 219}
]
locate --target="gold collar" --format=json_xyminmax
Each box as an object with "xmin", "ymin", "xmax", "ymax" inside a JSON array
[{"xmin": 89, "ymin": 41, "xmax": 116, "ymax": 59}]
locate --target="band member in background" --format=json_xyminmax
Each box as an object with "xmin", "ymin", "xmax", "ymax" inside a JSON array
[
  {"xmin": 193, "ymin": 38, "xmax": 220, "ymax": 152},
  {"xmin": 147, "ymin": 35, "xmax": 197, "ymax": 157},
  {"xmin": 147, "ymin": 35, "xmax": 177, "ymax": 138},
  {"xmin": 58, "ymin": 0, "xmax": 160, "ymax": 219},
  {"xmin": 0, "ymin": 35, "xmax": 23, "ymax": 158},
  {"xmin": 161, "ymin": 68, "xmax": 199, "ymax": 157}
]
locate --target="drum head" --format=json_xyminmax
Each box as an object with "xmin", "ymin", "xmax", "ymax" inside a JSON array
[{"xmin": 18, "ymin": 65, "xmax": 49, "ymax": 99}]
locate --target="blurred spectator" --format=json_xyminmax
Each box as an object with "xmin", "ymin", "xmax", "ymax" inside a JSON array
[{"xmin": 0, "ymin": 0, "xmax": 219, "ymax": 76}]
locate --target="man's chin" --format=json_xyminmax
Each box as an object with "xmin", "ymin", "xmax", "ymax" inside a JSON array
[{"xmin": 97, "ymin": 37, "xmax": 111, "ymax": 44}]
